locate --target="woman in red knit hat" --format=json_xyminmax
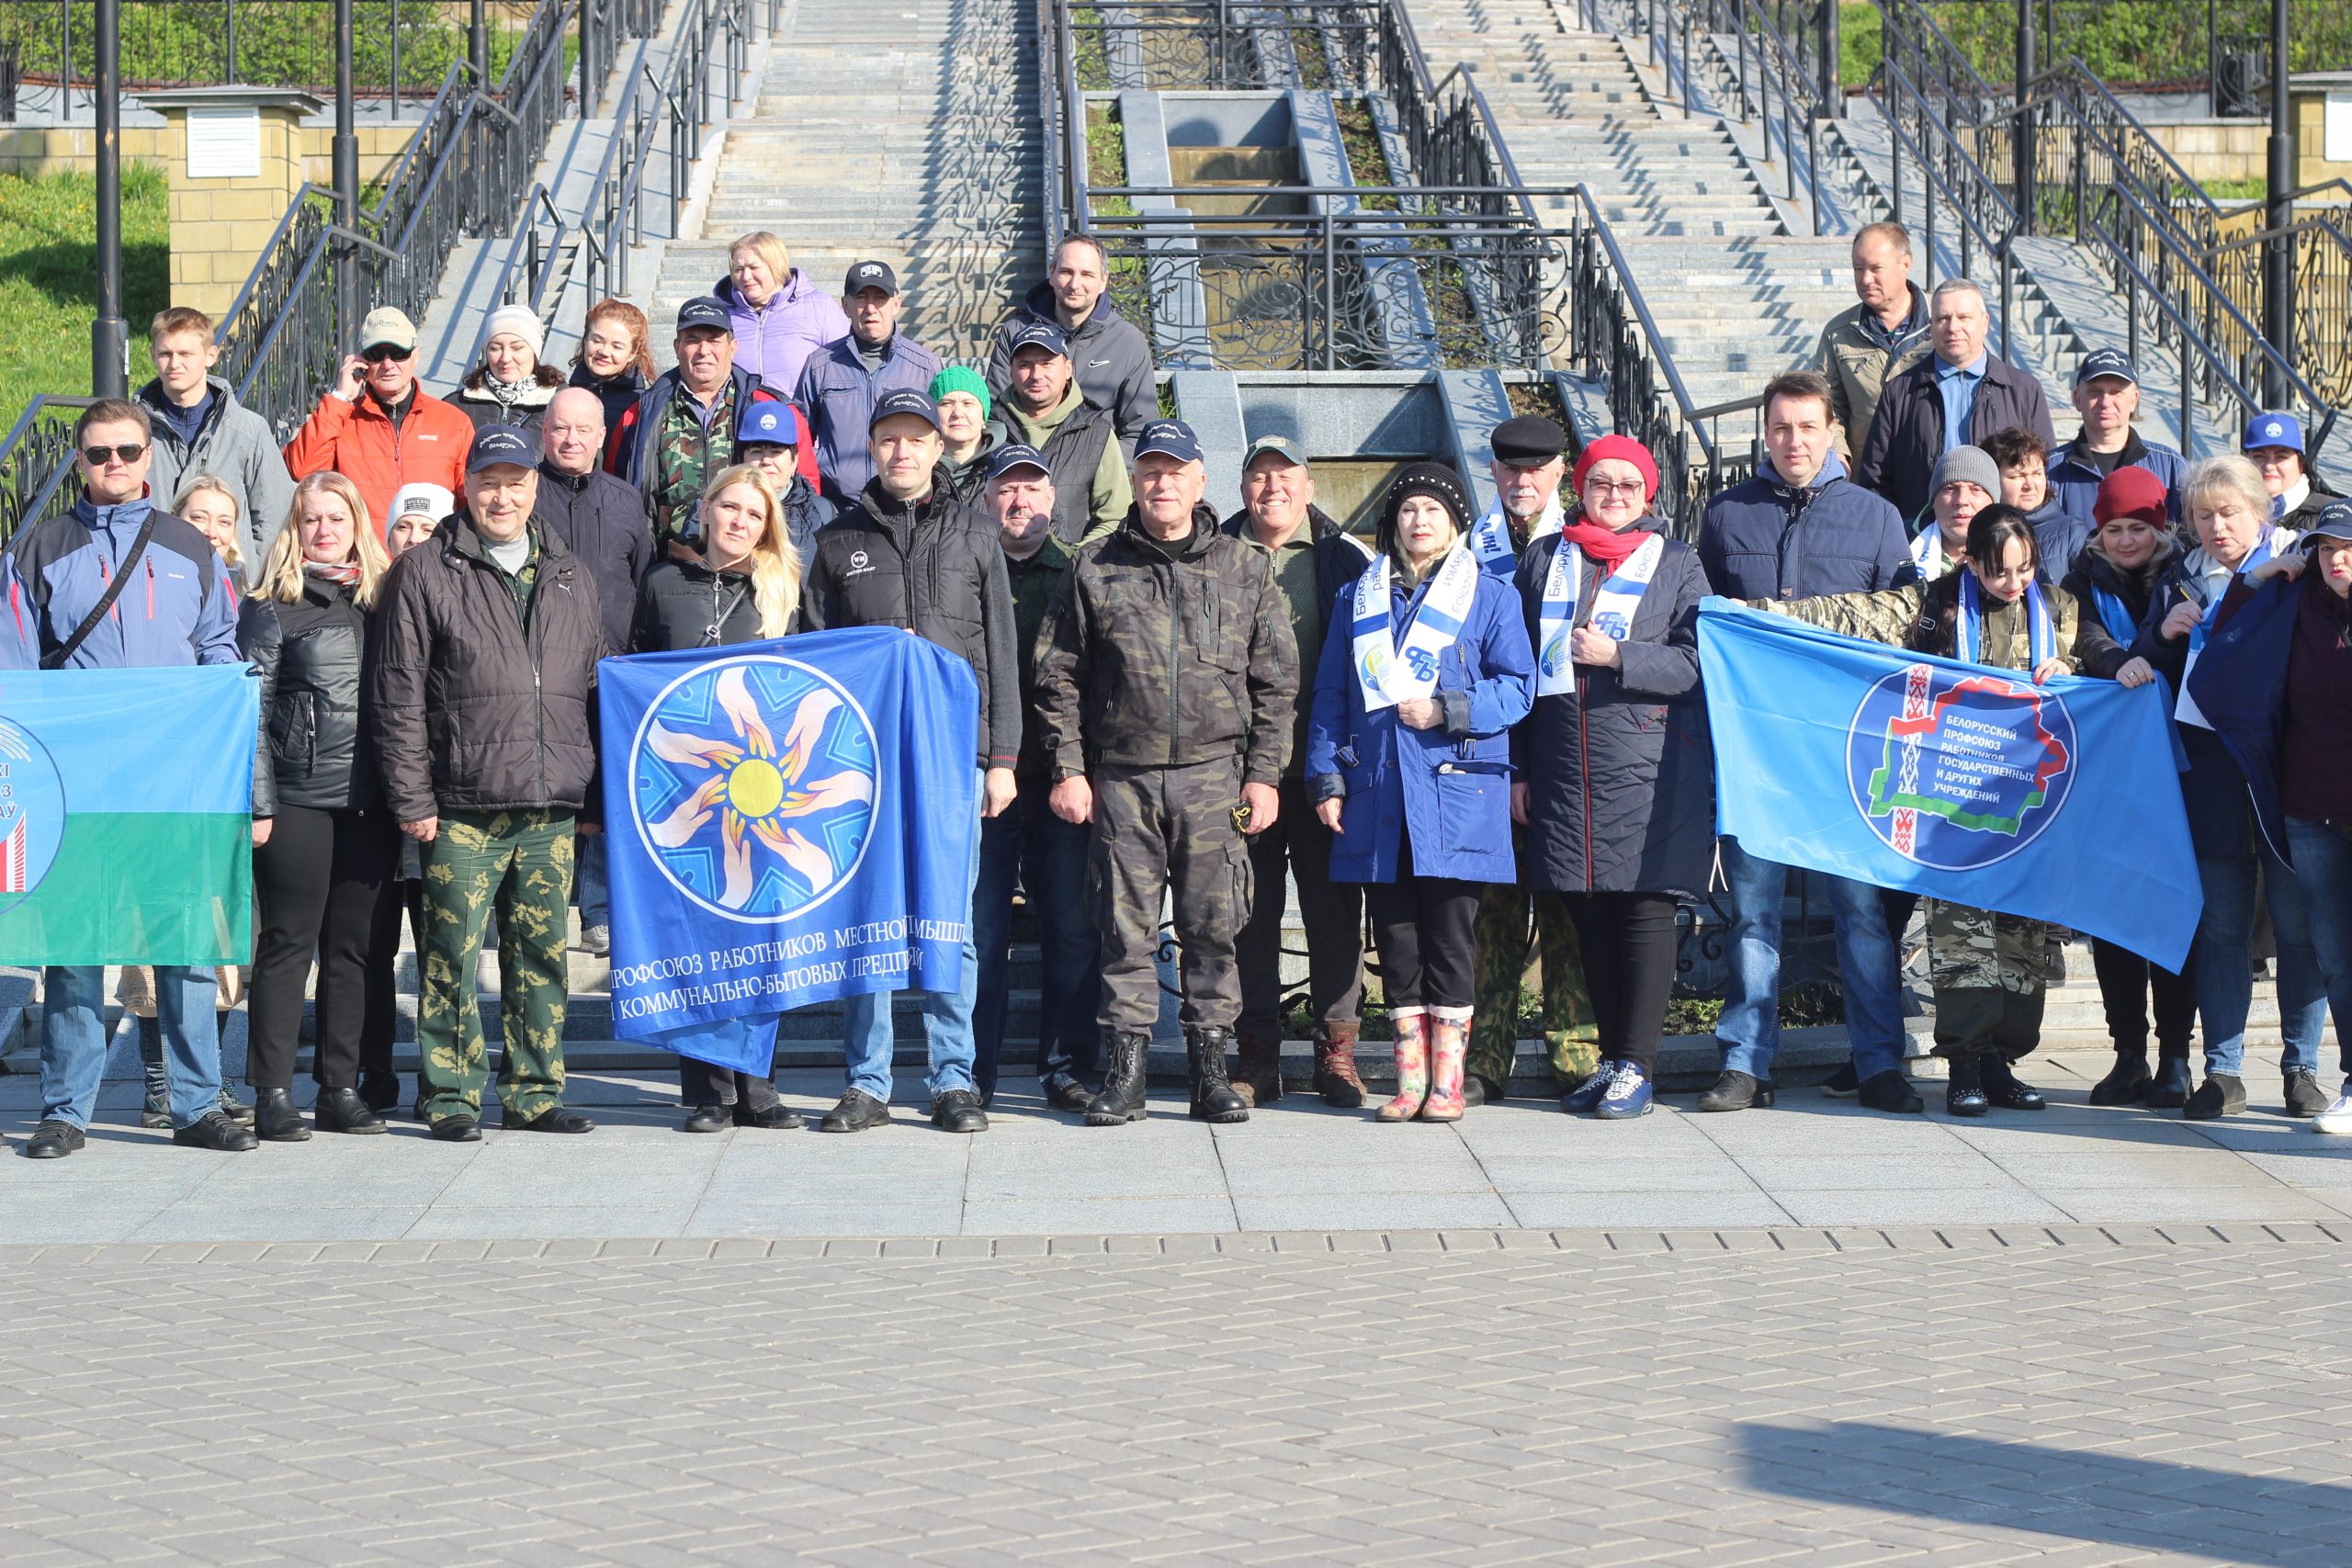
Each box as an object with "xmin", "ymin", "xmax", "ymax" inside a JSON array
[{"xmin": 1511, "ymin": 434, "xmax": 1715, "ymax": 1120}]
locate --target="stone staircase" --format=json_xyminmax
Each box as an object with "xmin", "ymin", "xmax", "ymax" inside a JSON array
[{"xmin": 640, "ymin": 0, "xmax": 1047, "ymax": 368}]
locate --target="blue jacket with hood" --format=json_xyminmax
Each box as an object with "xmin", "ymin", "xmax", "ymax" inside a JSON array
[{"xmin": 0, "ymin": 492, "xmax": 242, "ymax": 671}]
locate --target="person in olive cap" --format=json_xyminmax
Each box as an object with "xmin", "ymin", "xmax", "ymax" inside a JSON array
[
  {"xmin": 1034, "ymin": 419, "xmax": 1298, "ymax": 1127},
  {"xmin": 989, "ymin": 319, "xmax": 1129, "ymax": 543},
  {"xmin": 1462, "ymin": 412, "xmax": 1600, "ymax": 1104},
  {"xmin": 1217, "ymin": 434, "xmax": 1374, "ymax": 1108}
]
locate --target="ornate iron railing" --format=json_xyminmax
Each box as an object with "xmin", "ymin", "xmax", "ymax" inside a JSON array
[{"xmin": 1059, "ymin": 0, "xmax": 1377, "ymax": 93}]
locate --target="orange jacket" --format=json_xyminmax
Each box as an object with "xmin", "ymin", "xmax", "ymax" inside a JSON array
[{"xmin": 282, "ymin": 387, "xmax": 473, "ymax": 536}]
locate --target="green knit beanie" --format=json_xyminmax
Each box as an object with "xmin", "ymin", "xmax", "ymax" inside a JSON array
[{"xmin": 929, "ymin": 365, "xmax": 991, "ymax": 419}]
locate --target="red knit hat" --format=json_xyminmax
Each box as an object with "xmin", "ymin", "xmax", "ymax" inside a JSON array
[
  {"xmin": 1571, "ymin": 434, "xmax": 1661, "ymax": 503},
  {"xmin": 2092, "ymin": 465, "xmax": 2168, "ymax": 525}
]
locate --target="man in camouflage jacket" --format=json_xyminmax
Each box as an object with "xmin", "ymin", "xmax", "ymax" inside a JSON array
[{"xmin": 1034, "ymin": 420, "xmax": 1298, "ymax": 1127}]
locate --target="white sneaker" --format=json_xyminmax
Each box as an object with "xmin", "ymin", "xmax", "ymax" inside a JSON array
[{"xmin": 2312, "ymin": 1083, "xmax": 2352, "ymax": 1135}]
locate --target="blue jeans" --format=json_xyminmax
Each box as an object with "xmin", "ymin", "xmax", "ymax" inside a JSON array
[
  {"xmin": 973, "ymin": 784, "xmax": 1102, "ymax": 1100},
  {"xmin": 2282, "ymin": 819, "xmax": 2352, "ymax": 1077},
  {"xmin": 575, "ymin": 831, "xmax": 608, "ymax": 929},
  {"xmin": 2193, "ymin": 843, "xmax": 2327, "ymax": 1077},
  {"xmin": 1714, "ymin": 837, "xmax": 1907, "ymax": 1082},
  {"xmin": 41, "ymin": 964, "xmax": 221, "ymax": 1129},
  {"xmin": 840, "ymin": 771, "xmax": 982, "ymax": 1101}
]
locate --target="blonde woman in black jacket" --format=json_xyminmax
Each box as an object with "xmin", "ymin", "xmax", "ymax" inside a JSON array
[
  {"xmin": 240, "ymin": 471, "xmax": 399, "ymax": 1140},
  {"xmin": 633, "ymin": 465, "xmax": 808, "ymax": 1130}
]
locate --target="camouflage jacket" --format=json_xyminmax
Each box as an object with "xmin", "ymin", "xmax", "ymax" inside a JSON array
[
  {"xmin": 1034, "ymin": 502, "xmax": 1298, "ymax": 784},
  {"xmin": 1761, "ymin": 571, "xmax": 2129, "ymax": 678},
  {"xmin": 648, "ymin": 378, "xmax": 740, "ymax": 546}
]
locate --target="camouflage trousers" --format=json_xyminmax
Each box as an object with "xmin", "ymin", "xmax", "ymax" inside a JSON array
[
  {"xmin": 416, "ymin": 809, "xmax": 576, "ymax": 1120},
  {"xmin": 1091, "ymin": 759, "xmax": 1250, "ymax": 1032},
  {"xmin": 1469, "ymin": 882, "xmax": 1600, "ymax": 1089},
  {"xmin": 1926, "ymin": 898, "xmax": 2049, "ymax": 1062}
]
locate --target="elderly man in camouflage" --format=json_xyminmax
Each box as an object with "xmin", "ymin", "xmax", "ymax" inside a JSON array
[{"xmin": 1035, "ymin": 420, "xmax": 1298, "ymax": 1126}]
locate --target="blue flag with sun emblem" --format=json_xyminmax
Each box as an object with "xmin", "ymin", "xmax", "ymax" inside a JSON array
[
  {"xmin": 598, "ymin": 628, "xmax": 980, "ymax": 1073},
  {"xmin": 1697, "ymin": 600, "xmax": 2200, "ymax": 969}
]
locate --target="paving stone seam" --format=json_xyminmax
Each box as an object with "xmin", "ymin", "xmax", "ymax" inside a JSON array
[{"xmin": 4, "ymin": 1221, "xmax": 2345, "ymax": 1269}]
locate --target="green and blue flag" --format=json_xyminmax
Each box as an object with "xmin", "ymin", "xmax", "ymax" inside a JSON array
[{"xmin": 0, "ymin": 663, "xmax": 258, "ymax": 964}]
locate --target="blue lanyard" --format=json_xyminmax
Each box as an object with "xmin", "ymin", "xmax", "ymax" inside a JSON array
[{"xmin": 1957, "ymin": 571, "xmax": 2056, "ymax": 670}]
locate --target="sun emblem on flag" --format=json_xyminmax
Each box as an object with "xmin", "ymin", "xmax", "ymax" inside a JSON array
[{"xmin": 628, "ymin": 656, "xmax": 879, "ymax": 922}]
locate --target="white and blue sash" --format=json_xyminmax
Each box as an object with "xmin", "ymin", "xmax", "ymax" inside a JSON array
[
  {"xmin": 1955, "ymin": 570, "xmax": 2057, "ymax": 671},
  {"xmin": 1351, "ymin": 544, "xmax": 1479, "ymax": 710},
  {"xmin": 1468, "ymin": 493, "xmax": 1565, "ymax": 572},
  {"xmin": 2176, "ymin": 528, "xmax": 2281, "ymax": 729},
  {"xmin": 1535, "ymin": 532, "xmax": 1666, "ymax": 697},
  {"xmin": 1908, "ymin": 525, "xmax": 1956, "ymax": 579}
]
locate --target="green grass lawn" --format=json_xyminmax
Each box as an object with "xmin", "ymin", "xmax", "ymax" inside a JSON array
[{"xmin": 0, "ymin": 166, "xmax": 170, "ymax": 434}]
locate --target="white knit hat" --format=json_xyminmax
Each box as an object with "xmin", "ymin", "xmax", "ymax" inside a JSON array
[{"xmin": 481, "ymin": 304, "xmax": 546, "ymax": 359}]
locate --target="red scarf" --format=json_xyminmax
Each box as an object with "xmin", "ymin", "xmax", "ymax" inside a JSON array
[{"xmin": 1558, "ymin": 517, "xmax": 1647, "ymax": 568}]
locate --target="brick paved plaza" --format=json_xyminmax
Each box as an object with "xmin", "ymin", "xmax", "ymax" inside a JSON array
[{"xmin": 6, "ymin": 1048, "xmax": 2349, "ymax": 1563}]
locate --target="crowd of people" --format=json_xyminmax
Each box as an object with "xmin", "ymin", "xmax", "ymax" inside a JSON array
[{"xmin": 2, "ymin": 220, "xmax": 2346, "ymax": 1163}]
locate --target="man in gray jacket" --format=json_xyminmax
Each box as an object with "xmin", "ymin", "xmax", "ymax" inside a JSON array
[
  {"xmin": 984, "ymin": 233, "xmax": 1155, "ymax": 451},
  {"xmin": 137, "ymin": 305, "xmax": 296, "ymax": 578}
]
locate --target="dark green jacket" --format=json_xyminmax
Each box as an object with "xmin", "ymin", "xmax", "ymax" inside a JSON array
[
  {"xmin": 1005, "ymin": 533, "xmax": 1074, "ymax": 780},
  {"xmin": 1034, "ymin": 503, "xmax": 1298, "ymax": 784}
]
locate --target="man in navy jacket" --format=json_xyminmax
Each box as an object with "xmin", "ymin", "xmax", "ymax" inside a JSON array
[
  {"xmin": 1692, "ymin": 370, "xmax": 1921, "ymax": 1116},
  {"xmin": 2040, "ymin": 348, "xmax": 2187, "ymax": 569}
]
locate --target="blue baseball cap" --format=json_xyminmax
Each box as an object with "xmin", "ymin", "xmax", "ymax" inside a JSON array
[
  {"xmin": 466, "ymin": 423, "xmax": 537, "ymax": 473},
  {"xmin": 1007, "ymin": 320, "xmax": 1069, "ymax": 358},
  {"xmin": 2075, "ymin": 347, "xmax": 2137, "ymax": 388},
  {"xmin": 2243, "ymin": 412, "xmax": 2306, "ymax": 454},
  {"xmin": 2306, "ymin": 500, "xmax": 2352, "ymax": 546},
  {"xmin": 986, "ymin": 442, "xmax": 1050, "ymax": 481},
  {"xmin": 735, "ymin": 400, "xmax": 799, "ymax": 446},
  {"xmin": 675, "ymin": 295, "xmax": 732, "ymax": 334},
  {"xmin": 869, "ymin": 388, "xmax": 941, "ymax": 433},
  {"xmin": 1135, "ymin": 419, "xmax": 1203, "ymax": 465}
]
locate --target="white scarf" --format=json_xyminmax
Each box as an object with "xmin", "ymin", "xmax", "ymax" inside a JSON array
[
  {"xmin": 1909, "ymin": 525, "xmax": 1956, "ymax": 579},
  {"xmin": 1351, "ymin": 544, "xmax": 1479, "ymax": 710},
  {"xmin": 1535, "ymin": 533, "xmax": 1666, "ymax": 697},
  {"xmin": 2273, "ymin": 477, "xmax": 2310, "ymax": 521},
  {"xmin": 2175, "ymin": 528, "xmax": 2289, "ymax": 730},
  {"xmin": 1468, "ymin": 493, "xmax": 1565, "ymax": 572}
]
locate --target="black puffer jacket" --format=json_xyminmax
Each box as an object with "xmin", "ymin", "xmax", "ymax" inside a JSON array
[
  {"xmin": 368, "ymin": 516, "xmax": 605, "ymax": 820},
  {"xmin": 240, "ymin": 576, "xmax": 381, "ymax": 816},
  {"xmin": 634, "ymin": 558, "xmax": 778, "ymax": 652},
  {"xmin": 536, "ymin": 459, "xmax": 650, "ymax": 659},
  {"xmin": 800, "ymin": 473, "xmax": 1020, "ymax": 771},
  {"xmin": 1512, "ymin": 524, "xmax": 1714, "ymax": 897}
]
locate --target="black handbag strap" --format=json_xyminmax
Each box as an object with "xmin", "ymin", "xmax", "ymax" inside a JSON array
[{"xmin": 42, "ymin": 507, "xmax": 162, "ymax": 669}]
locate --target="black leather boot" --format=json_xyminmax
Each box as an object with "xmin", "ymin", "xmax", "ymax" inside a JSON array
[
  {"xmin": 252, "ymin": 1087, "xmax": 311, "ymax": 1142},
  {"xmin": 1945, "ymin": 1056, "xmax": 1989, "ymax": 1117},
  {"xmin": 1085, "ymin": 1030, "xmax": 1149, "ymax": 1126},
  {"xmin": 1982, "ymin": 1055, "xmax": 2047, "ymax": 1111},
  {"xmin": 2146, "ymin": 1053, "xmax": 2193, "ymax": 1110},
  {"xmin": 2087, "ymin": 1047, "xmax": 2151, "ymax": 1106},
  {"xmin": 1187, "ymin": 1027, "xmax": 1250, "ymax": 1123}
]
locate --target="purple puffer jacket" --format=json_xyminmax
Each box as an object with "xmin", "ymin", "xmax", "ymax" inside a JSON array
[{"xmin": 717, "ymin": 270, "xmax": 851, "ymax": 398}]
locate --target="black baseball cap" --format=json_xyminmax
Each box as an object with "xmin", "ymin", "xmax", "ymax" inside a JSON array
[
  {"xmin": 845, "ymin": 260, "xmax": 899, "ymax": 297},
  {"xmin": 675, "ymin": 296, "xmax": 732, "ymax": 334},
  {"xmin": 1007, "ymin": 320, "xmax": 1069, "ymax": 358},
  {"xmin": 2075, "ymin": 347, "xmax": 2138, "ymax": 388},
  {"xmin": 2306, "ymin": 500, "xmax": 2352, "ymax": 547},
  {"xmin": 986, "ymin": 442, "xmax": 1051, "ymax": 480},
  {"xmin": 1135, "ymin": 419, "xmax": 1203, "ymax": 465},
  {"xmin": 466, "ymin": 424, "xmax": 537, "ymax": 473},
  {"xmin": 869, "ymin": 388, "xmax": 940, "ymax": 433}
]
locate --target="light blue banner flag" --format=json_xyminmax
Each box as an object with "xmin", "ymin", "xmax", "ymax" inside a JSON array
[
  {"xmin": 1696, "ymin": 598, "xmax": 2199, "ymax": 969},
  {"xmin": 598, "ymin": 627, "xmax": 979, "ymax": 1075}
]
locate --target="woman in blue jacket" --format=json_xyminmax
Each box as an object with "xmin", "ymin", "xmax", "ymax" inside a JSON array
[{"xmin": 1306, "ymin": 465, "xmax": 1534, "ymax": 1123}]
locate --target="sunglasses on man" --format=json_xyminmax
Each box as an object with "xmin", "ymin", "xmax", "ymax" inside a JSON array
[
  {"xmin": 81, "ymin": 443, "xmax": 147, "ymax": 467},
  {"xmin": 361, "ymin": 344, "xmax": 413, "ymax": 364}
]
